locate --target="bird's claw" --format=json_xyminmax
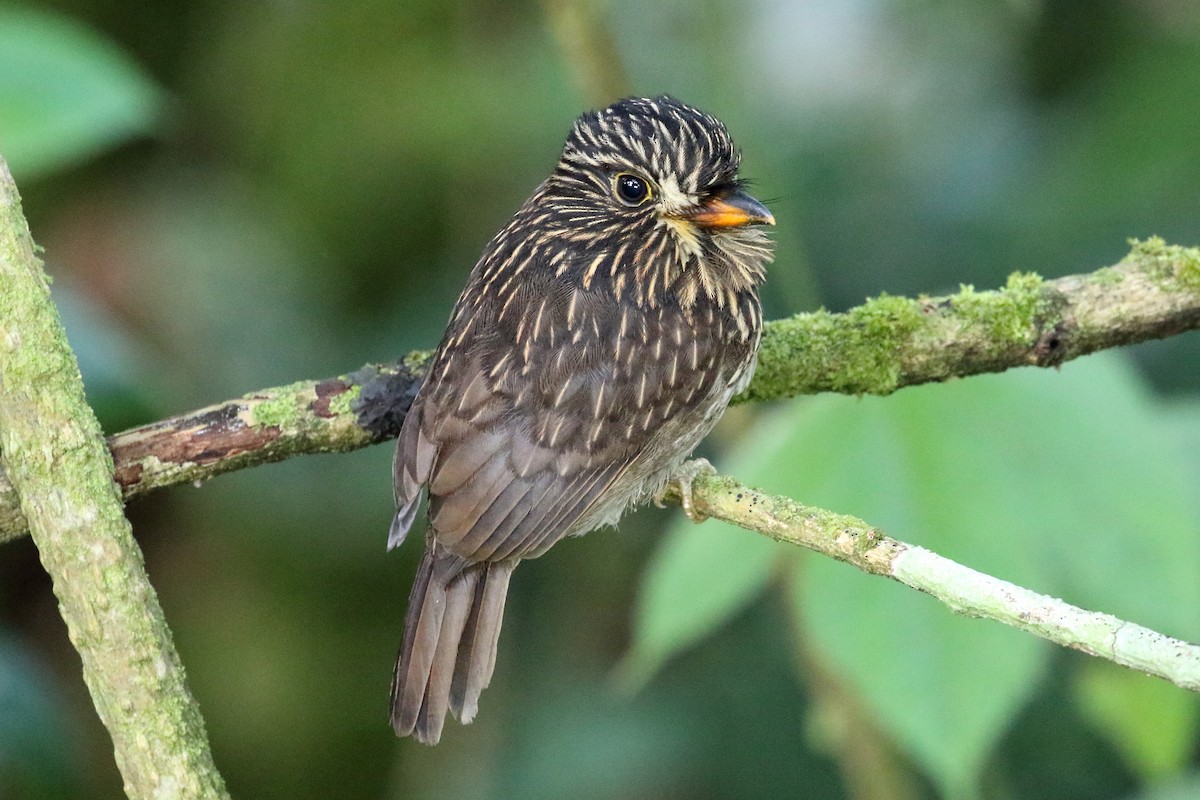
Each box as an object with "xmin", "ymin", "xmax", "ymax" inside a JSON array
[{"xmin": 654, "ymin": 458, "xmax": 717, "ymax": 523}]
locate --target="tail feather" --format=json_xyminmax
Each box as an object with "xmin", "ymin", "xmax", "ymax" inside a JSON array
[
  {"xmin": 413, "ymin": 568, "xmax": 477, "ymax": 744},
  {"xmin": 391, "ymin": 548, "xmax": 443, "ymax": 740},
  {"xmin": 450, "ymin": 561, "xmax": 512, "ymax": 723},
  {"xmin": 391, "ymin": 547, "xmax": 514, "ymax": 744}
]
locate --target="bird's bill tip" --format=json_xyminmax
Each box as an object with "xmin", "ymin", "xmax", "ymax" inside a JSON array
[{"xmin": 681, "ymin": 191, "xmax": 775, "ymax": 228}]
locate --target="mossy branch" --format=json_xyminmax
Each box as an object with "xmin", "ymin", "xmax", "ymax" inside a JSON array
[
  {"xmin": 2, "ymin": 239, "xmax": 1198, "ymax": 546},
  {"xmin": 743, "ymin": 237, "xmax": 1200, "ymax": 401},
  {"xmin": 0, "ymin": 161, "xmax": 229, "ymax": 797}
]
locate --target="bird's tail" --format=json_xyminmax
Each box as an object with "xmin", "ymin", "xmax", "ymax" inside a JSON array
[{"xmin": 390, "ymin": 546, "xmax": 513, "ymax": 744}]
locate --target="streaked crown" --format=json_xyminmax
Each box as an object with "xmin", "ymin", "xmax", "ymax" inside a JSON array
[{"xmin": 559, "ymin": 96, "xmax": 740, "ymax": 197}]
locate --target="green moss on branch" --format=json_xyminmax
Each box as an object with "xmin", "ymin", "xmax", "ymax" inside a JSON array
[
  {"xmin": 2, "ymin": 240, "xmax": 1199, "ymax": 545},
  {"xmin": 740, "ymin": 238, "xmax": 1200, "ymax": 404}
]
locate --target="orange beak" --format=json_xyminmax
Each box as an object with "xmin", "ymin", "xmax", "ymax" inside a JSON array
[{"xmin": 679, "ymin": 189, "xmax": 775, "ymax": 229}]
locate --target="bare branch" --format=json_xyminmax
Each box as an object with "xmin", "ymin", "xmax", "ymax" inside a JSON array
[{"xmin": 661, "ymin": 474, "xmax": 1200, "ymax": 693}]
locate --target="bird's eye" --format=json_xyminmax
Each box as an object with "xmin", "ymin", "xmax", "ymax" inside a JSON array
[{"xmin": 613, "ymin": 173, "xmax": 652, "ymax": 207}]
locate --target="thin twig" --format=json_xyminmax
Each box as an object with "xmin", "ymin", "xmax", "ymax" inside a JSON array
[{"xmin": 662, "ymin": 474, "xmax": 1200, "ymax": 693}]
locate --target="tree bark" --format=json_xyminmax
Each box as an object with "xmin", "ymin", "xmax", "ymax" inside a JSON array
[{"xmin": 0, "ymin": 159, "xmax": 229, "ymax": 800}]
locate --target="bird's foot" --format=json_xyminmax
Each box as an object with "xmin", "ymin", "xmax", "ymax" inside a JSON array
[{"xmin": 654, "ymin": 458, "xmax": 717, "ymax": 523}]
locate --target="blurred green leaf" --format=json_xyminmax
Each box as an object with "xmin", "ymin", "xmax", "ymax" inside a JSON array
[
  {"xmin": 621, "ymin": 512, "xmax": 779, "ymax": 689},
  {"xmin": 0, "ymin": 6, "xmax": 163, "ymax": 179},
  {"xmin": 792, "ymin": 556, "xmax": 1043, "ymax": 800},
  {"xmin": 786, "ymin": 354, "xmax": 1200, "ymax": 796},
  {"xmin": 630, "ymin": 352, "xmax": 1200, "ymax": 796},
  {"xmin": 1069, "ymin": 398, "xmax": 1200, "ymax": 786},
  {"xmin": 1074, "ymin": 660, "xmax": 1199, "ymax": 782},
  {"xmin": 1122, "ymin": 772, "xmax": 1200, "ymax": 800}
]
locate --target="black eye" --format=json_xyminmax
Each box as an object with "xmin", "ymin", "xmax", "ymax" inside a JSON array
[{"xmin": 614, "ymin": 173, "xmax": 651, "ymax": 206}]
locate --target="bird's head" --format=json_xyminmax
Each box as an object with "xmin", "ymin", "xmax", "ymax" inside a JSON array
[{"xmin": 536, "ymin": 96, "xmax": 775, "ymax": 309}]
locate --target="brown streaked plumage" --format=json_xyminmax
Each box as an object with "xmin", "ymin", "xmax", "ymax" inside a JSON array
[{"xmin": 389, "ymin": 96, "xmax": 775, "ymax": 744}]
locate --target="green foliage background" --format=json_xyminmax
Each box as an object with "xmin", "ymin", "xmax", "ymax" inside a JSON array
[{"xmin": 1, "ymin": 1, "xmax": 1199, "ymax": 798}]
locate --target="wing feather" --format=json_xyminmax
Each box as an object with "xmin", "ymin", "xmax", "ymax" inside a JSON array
[
  {"xmin": 428, "ymin": 428, "xmax": 507, "ymax": 496},
  {"xmin": 395, "ymin": 269, "xmax": 743, "ymax": 568},
  {"xmin": 428, "ymin": 453, "xmax": 515, "ymax": 544}
]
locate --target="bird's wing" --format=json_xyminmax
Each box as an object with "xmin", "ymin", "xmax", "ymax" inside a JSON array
[
  {"xmin": 415, "ymin": 349, "xmax": 634, "ymax": 566},
  {"xmin": 394, "ymin": 272, "xmax": 734, "ymax": 568}
]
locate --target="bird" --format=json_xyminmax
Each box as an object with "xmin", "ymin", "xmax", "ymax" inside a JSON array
[{"xmin": 388, "ymin": 95, "xmax": 775, "ymax": 744}]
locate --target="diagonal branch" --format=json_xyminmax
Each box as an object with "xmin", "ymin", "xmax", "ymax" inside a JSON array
[
  {"xmin": 0, "ymin": 160, "xmax": 229, "ymax": 798},
  {"xmin": 660, "ymin": 474, "xmax": 1200, "ymax": 693},
  {"xmin": 1, "ymin": 239, "xmax": 1198, "ymax": 545}
]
